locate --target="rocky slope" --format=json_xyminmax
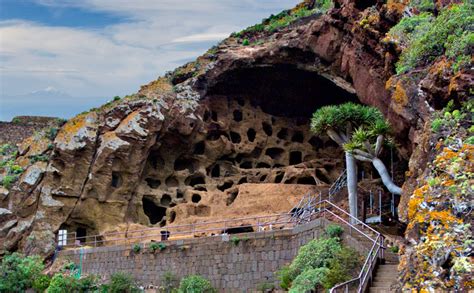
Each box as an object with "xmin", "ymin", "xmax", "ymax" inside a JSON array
[{"xmin": 0, "ymin": 0, "xmax": 472, "ymax": 290}]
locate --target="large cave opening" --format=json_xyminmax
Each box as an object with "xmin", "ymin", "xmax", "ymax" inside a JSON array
[
  {"xmin": 206, "ymin": 64, "xmax": 359, "ymax": 118},
  {"xmin": 142, "ymin": 196, "xmax": 167, "ymax": 226}
]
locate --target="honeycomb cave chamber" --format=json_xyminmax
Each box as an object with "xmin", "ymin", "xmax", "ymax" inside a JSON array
[{"xmin": 137, "ymin": 64, "xmax": 361, "ymax": 227}]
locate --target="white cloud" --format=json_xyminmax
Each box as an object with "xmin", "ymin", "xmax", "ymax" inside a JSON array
[{"xmin": 0, "ymin": 0, "xmax": 300, "ymax": 120}]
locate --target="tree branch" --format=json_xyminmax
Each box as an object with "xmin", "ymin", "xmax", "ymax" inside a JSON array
[
  {"xmin": 326, "ymin": 129, "xmax": 346, "ymax": 146},
  {"xmin": 375, "ymin": 135, "xmax": 384, "ymax": 156}
]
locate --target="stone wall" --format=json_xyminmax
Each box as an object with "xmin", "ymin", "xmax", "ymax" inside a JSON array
[{"xmin": 57, "ymin": 219, "xmax": 369, "ymax": 292}]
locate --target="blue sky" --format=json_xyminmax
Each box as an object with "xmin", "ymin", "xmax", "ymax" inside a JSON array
[{"xmin": 0, "ymin": 0, "xmax": 299, "ymax": 121}]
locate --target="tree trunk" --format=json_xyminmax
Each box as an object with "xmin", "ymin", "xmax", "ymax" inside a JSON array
[
  {"xmin": 372, "ymin": 157, "xmax": 402, "ymax": 195},
  {"xmin": 345, "ymin": 152, "xmax": 358, "ymax": 223}
]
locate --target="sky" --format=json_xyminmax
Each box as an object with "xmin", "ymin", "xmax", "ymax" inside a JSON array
[{"xmin": 0, "ymin": 0, "xmax": 300, "ymax": 121}]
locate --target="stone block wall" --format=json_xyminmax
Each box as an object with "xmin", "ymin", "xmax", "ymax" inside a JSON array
[{"xmin": 58, "ymin": 219, "xmax": 369, "ymax": 292}]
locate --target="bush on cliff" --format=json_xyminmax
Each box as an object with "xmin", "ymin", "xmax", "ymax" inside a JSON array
[
  {"xmin": 178, "ymin": 275, "xmax": 216, "ymax": 293},
  {"xmin": 0, "ymin": 253, "xmax": 44, "ymax": 292},
  {"xmin": 389, "ymin": 2, "xmax": 474, "ymax": 73}
]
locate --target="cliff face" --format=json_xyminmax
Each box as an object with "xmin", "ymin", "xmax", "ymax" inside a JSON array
[{"xmin": 0, "ymin": 0, "xmax": 472, "ymax": 290}]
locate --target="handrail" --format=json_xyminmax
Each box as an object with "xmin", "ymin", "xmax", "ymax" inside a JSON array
[{"xmin": 58, "ymin": 212, "xmax": 293, "ymax": 248}]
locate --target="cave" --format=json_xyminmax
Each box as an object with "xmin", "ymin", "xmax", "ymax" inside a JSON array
[
  {"xmin": 230, "ymin": 131, "xmax": 241, "ymax": 143},
  {"xmin": 186, "ymin": 175, "xmax": 206, "ymax": 186},
  {"xmin": 277, "ymin": 128, "xmax": 289, "ymax": 140},
  {"xmin": 292, "ymin": 131, "xmax": 304, "ymax": 143},
  {"xmin": 142, "ymin": 196, "xmax": 167, "ymax": 225},
  {"xmin": 111, "ymin": 172, "xmax": 122, "ymax": 188},
  {"xmin": 145, "ymin": 178, "xmax": 161, "ymax": 189},
  {"xmin": 226, "ymin": 190, "xmax": 239, "ymax": 206},
  {"xmin": 217, "ymin": 181, "xmax": 234, "ymax": 192},
  {"xmin": 161, "ymin": 194, "xmax": 172, "ymax": 206},
  {"xmin": 289, "ymin": 151, "xmax": 302, "ymax": 165},
  {"xmin": 76, "ymin": 227, "xmax": 87, "ymax": 243},
  {"xmin": 262, "ymin": 122, "xmax": 273, "ymax": 136},
  {"xmin": 233, "ymin": 110, "xmax": 243, "ymax": 122},
  {"xmin": 174, "ymin": 157, "xmax": 197, "ymax": 172},
  {"xmin": 205, "ymin": 64, "xmax": 358, "ymax": 118},
  {"xmin": 192, "ymin": 194, "xmax": 201, "ymax": 203},
  {"xmin": 193, "ymin": 141, "xmax": 205, "ymax": 155},
  {"xmin": 265, "ymin": 147, "xmax": 285, "ymax": 160},
  {"xmin": 247, "ymin": 128, "xmax": 256, "ymax": 142},
  {"xmin": 296, "ymin": 176, "xmax": 317, "ymax": 185}
]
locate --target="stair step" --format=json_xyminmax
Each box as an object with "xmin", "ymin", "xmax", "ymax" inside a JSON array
[
  {"xmin": 374, "ymin": 277, "xmax": 398, "ymax": 282},
  {"xmin": 369, "ymin": 288, "xmax": 396, "ymax": 293},
  {"xmin": 372, "ymin": 281, "xmax": 396, "ymax": 287}
]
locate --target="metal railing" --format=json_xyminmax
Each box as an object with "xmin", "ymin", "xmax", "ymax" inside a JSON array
[
  {"xmin": 57, "ymin": 212, "xmax": 296, "ymax": 248},
  {"xmin": 317, "ymin": 199, "xmax": 385, "ymax": 293}
]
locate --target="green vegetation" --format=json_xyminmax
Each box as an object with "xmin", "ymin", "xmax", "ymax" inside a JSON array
[
  {"xmin": 149, "ymin": 242, "xmax": 166, "ymax": 253},
  {"xmin": 178, "ymin": 275, "xmax": 216, "ymax": 293},
  {"xmin": 408, "ymin": 0, "xmax": 435, "ymax": 12},
  {"xmin": 242, "ymin": 38, "xmax": 250, "ymax": 46},
  {"xmin": 132, "ymin": 243, "xmax": 142, "ymax": 253},
  {"xmin": 29, "ymin": 154, "xmax": 50, "ymax": 164},
  {"xmin": 389, "ymin": 245, "xmax": 400, "ymax": 253},
  {"xmin": 388, "ymin": 2, "xmax": 473, "ymax": 73},
  {"xmin": 159, "ymin": 271, "xmax": 180, "ymax": 293},
  {"xmin": 276, "ymin": 225, "xmax": 361, "ymax": 291},
  {"xmin": 107, "ymin": 272, "xmax": 140, "ymax": 293},
  {"xmin": 324, "ymin": 224, "xmax": 344, "ymax": 238},
  {"xmin": 233, "ymin": 1, "xmax": 332, "ymax": 39},
  {"xmin": 46, "ymin": 127, "xmax": 59, "ymax": 140},
  {"xmin": 230, "ymin": 236, "xmax": 241, "ymax": 246},
  {"xmin": 0, "ymin": 145, "xmax": 23, "ymax": 189},
  {"xmin": 0, "ymin": 253, "xmax": 44, "ymax": 292}
]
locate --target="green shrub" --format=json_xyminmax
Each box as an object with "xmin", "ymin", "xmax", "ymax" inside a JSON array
[
  {"xmin": 47, "ymin": 274, "xmax": 79, "ymax": 293},
  {"xmin": 108, "ymin": 272, "xmax": 140, "ymax": 293},
  {"xmin": 324, "ymin": 224, "xmax": 344, "ymax": 238},
  {"xmin": 0, "ymin": 253, "xmax": 45, "ymax": 292},
  {"xmin": 242, "ymin": 39, "xmax": 250, "ymax": 46},
  {"xmin": 113, "ymin": 96, "xmax": 121, "ymax": 101},
  {"xmin": 2, "ymin": 175, "xmax": 18, "ymax": 189},
  {"xmin": 394, "ymin": 3, "xmax": 473, "ymax": 73},
  {"xmin": 321, "ymin": 247, "xmax": 361, "ymax": 289},
  {"xmin": 29, "ymin": 154, "xmax": 50, "ymax": 164},
  {"xmin": 149, "ymin": 242, "xmax": 160, "ymax": 253},
  {"xmin": 276, "ymin": 265, "xmax": 295, "ymax": 290},
  {"xmin": 431, "ymin": 118, "xmax": 444, "ymax": 132},
  {"xmin": 159, "ymin": 271, "xmax": 179, "ymax": 292},
  {"xmin": 289, "ymin": 267, "xmax": 329, "ymax": 293},
  {"xmin": 32, "ymin": 274, "xmax": 52, "ymax": 292},
  {"xmin": 290, "ymin": 237, "xmax": 342, "ymax": 274},
  {"xmin": 158, "ymin": 242, "xmax": 167, "ymax": 251},
  {"xmin": 409, "ymin": 0, "xmax": 435, "ymax": 12},
  {"xmin": 389, "ymin": 245, "xmax": 400, "ymax": 253},
  {"xmin": 132, "ymin": 243, "xmax": 141, "ymax": 253},
  {"xmin": 230, "ymin": 236, "xmax": 241, "ymax": 246},
  {"xmin": 77, "ymin": 275, "xmax": 100, "ymax": 292},
  {"xmin": 0, "ymin": 144, "xmax": 17, "ymax": 156},
  {"xmin": 46, "ymin": 127, "xmax": 59, "ymax": 140},
  {"xmin": 466, "ymin": 136, "xmax": 474, "ymax": 145},
  {"xmin": 179, "ymin": 275, "xmax": 216, "ymax": 293}
]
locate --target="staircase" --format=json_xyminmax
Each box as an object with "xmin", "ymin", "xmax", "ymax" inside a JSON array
[{"xmin": 368, "ymin": 251, "xmax": 399, "ymax": 293}]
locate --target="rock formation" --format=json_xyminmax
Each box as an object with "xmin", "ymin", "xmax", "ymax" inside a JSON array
[{"xmin": 0, "ymin": 0, "xmax": 472, "ymax": 290}]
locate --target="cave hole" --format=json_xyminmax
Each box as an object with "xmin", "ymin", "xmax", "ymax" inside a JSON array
[
  {"xmin": 168, "ymin": 211, "xmax": 176, "ymax": 223},
  {"xmin": 233, "ymin": 110, "xmax": 243, "ymax": 122},
  {"xmin": 274, "ymin": 172, "xmax": 284, "ymax": 183},
  {"xmin": 251, "ymin": 147, "xmax": 263, "ymax": 158},
  {"xmin": 165, "ymin": 176, "xmax": 179, "ymax": 188},
  {"xmin": 262, "ymin": 122, "xmax": 273, "ymax": 136},
  {"xmin": 277, "ymin": 128, "xmax": 289, "ymax": 140},
  {"xmin": 211, "ymin": 164, "xmax": 220, "ymax": 178},
  {"xmin": 260, "ymin": 175, "xmax": 267, "ymax": 182},
  {"xmin": 324, "ymin": 140, "xmax": 339, "ymax": 148},
  {"xmin": 145, "ymin": 178, "xmax": 161, "ymax": 189},
  {"xmin": 315, "ymin": 169, "xmax": 331, "ymax": 184},
  {"xmin": 308, "ymin": 136, "xmax": 323, "ymax": 148},
  {"xmin": 256, "ymin": 162, "xmax": 271, "ymax": 168},
  {"xmin": 289, "ymin": 151, "xmax": 302, "ymax": 165},
  {"xmin": 247, "ymin": 128, "xmax": 256, "ymax": 142},
  {"xmin": 176, "ymin": 190, "xmax": 184, "ymax": 198},
  {"xmin": 148, "ymin": 151, "xmax": 164, "ymax": 169},
  {"xmin": 238, "ymin": 177, "xmax": 248, "ymax": 184},
  {"xmin": 174, "ymin": 157, "xmax": 197, "ymax": 172},
  {"xmin": 161, "ymin": 194, "xmax": 172, "ymax": 206},
  {"xmin": 273, "ymin": 164, "xmax": 284, "ymax": 168},
  {"xmin": 142, "ymin": 197, "xmax": 167, "ymax": 225},
  {"xmin": 291, "ymin": 131, "xmax": 304, "ymax": 143},
  {"xmin": 193, "ymin": 141, "xmax": 205, "ymax": 155},
  {"xmin": 240, "ymin": 161, "xmax": 253, "ymax": 169},
  {"xmin": 207, "ymin": 130, "xmax": 227, "ymax": 141},
  {"xmin": 194, "ymin": 186, "xmax": 208, "ymax": 192},
  {"xmin": 217, "ymin": 181, "xmax": 234, "ymax": 192},
  {"xmin": 111, "ymin": 172, "xmax": 122, "ymax": 188},
  {"xmin": 296, "ymin": 176, "xmax": 317, "ymax": 185},
  {"xmin": 76, "ymin": 227, "xmax": 87, "ymax": 243},
  {"xmin": 265, "ymin": 147, "xmax": 285, "ymax": 160},
  {"xmin": 186, "ymin": 175, "xmax": 206, "ymax": 186},
  {"xmin": 192, "ymin": 194, "xmax": 202, "ymax": 203},
  {"xmin": 203, "ymin": 110, "xmax": 211, "ymax": 122},
  {"xmin": 230, "ymin": 131, "xmax": 242, "ymax": 144},
  {"xmin": 226, "ymin": 190, "xmax": 239, "ymax": 206},
  {"xmin": 211, "ymin": 111, "xmax": 218, "ymax": 121}
]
